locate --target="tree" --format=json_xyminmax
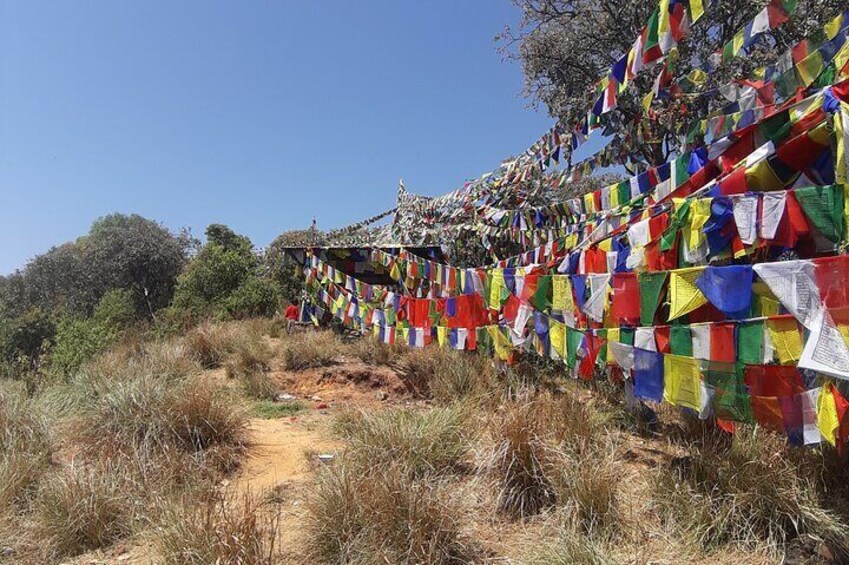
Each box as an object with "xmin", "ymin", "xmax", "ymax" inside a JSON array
[
  {"xmin": 82, "ymin": 214, "xmax": 190, "ymax": 317},
  {"xmin": 172, "ymin": 224, "xmax": 278, "ymax": 319},
  {"xmin": 0, "ymin": 214, "xmax": 189, "ymax": 321},
  {"xmin": 500, "ymin": 0, "xmax": 844, "ymax": 168}
]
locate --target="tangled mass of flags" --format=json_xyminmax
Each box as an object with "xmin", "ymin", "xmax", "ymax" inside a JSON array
[{"xmin": 301, "ymin": 1, "xmax": 849, "ymax": 449}]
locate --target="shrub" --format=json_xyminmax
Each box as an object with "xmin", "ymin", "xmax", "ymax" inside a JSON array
[
  {"xmin": 280, "ymin": 331, "xmax": 339, "ymax": 370},
  {"xmin": 0, "ymin": 307, "xmax": 55, "ymax": 370},
  {"xmin": 92, "ymin": 288, "xmax": 137, "ymax": 329},
  {"xmin": 653, "ymin": 427, "xmax": 849, "ymax": 556},
  {"xmin": 335, "ymin": 407, "xmax": 469, "ymax": 478},
  {"xmin": 0, "ymin": 383, "xmax": 52, "ymax": 507},
  {"xmin": 223, "ymin": 330, "xmax": 272, "ymax": 379},
  {"xmin": 155, "ymin": 489, "xmax": 279, "ymax": 564},
  {"xmin": 33, "ymin": 462, "xmax": 135, "ymax": 559},
  {"xmin": 224, "ymin": 276, "xmax": 280, "ymax": 319},
  {"xmin": 306, "ymin": 458, "xmax": 475, "ymax": 564},
  {"xmin": 50, "ymin": 316, "xmax": 117, "ymax": 378},
  {"xmin": 239, "ymin": 370, "xmax": 277, "ymax": 401}
]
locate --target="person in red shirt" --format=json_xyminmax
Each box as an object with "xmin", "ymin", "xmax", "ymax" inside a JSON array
[{"xmin": 285, "ymin": 303, "xmax": 300, "ymax": 333}]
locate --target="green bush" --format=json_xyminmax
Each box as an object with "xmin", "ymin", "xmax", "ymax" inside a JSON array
[
  {"xmin": 50, "ymin": 317, "xmax": 117, "ymax": 379},
  {"xmin": 92, "ymin": 288, "xmax": 137, "ymax": 329},
  {"xmin": 224, "ymin": 276, "xmax": 280, "ymax": 319}
]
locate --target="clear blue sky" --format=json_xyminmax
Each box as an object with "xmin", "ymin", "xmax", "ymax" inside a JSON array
[{"xmin": 0, "ymin": 1, "xmax": 562, "ymax": 274}]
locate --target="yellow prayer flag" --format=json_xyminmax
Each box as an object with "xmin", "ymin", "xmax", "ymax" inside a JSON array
[
  {"xmin": 663, "ymin": 354, "xmax": 702, "ymax": 411},
  {"xmin": 668, "ymin": 267, "xmax": 708, "ymax": 321},
  {"xmin": 437, "ymin": 326, "xmax": 448, "ymax": 348},
  {"xmin": 732, "ymin": 31, "xmax": 745, "ymax": 56},
  {"xmin": 767, "ymin": 317, "xmax": 803, "ymax": 364},
  {"xmin": 583, "ymin": 192, "xmax": 595, "ymax": 213},
  {"xmin": 817, "ymin": 385, "xmax": 840, "ymax": 446},
  {"xmin": 836, "ymin": 102, "xmax": 849, "ymax": 187},
  {"xmin": 689, "ymin": 0, "xmax": 704, "ymax": 23},
  {"xmin": 642, "ymin": 90, "xmax": 655, "ymax": 112},
  {"xmin": 686, "ymin": 198, "xmax": 711, "ymax": 251},
  {"xmin": 489, "ymin": 270, "xmax": 505, "ymax": 310},
  {"xmin": 826, "ymin": 12, "xmax": 843, "ymax": 40},
  {"xmin": 488, "ymin": 325, "xmax": 511, "ymax": 361},
  {"xmin": 552, "ymin": 276, "xmax": 574, "ymax": 311},
  {"xmin": 606, "ymin": 328, "xmax": 620, "ymax": 364},
  {"xmin": 549, "ymin": 320, "xmax": 566, "ymax": 360}
]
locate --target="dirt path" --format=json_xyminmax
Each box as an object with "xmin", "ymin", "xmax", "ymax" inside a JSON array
[{"xmin": 230, "ymin": 411, "xmax": 341, "ymax": 563}]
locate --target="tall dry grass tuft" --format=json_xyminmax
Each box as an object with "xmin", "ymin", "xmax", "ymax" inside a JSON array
[
  {"xmin": 0, "ymin": 382, "xmax": 52, "ymax": 508},
  {"xmin": 486, "ymin": 392, "xmax": 619, "ymax": 527},
  {"xmin": 70, "ymin": 375, "xmax": 247, "ymax": 463},
  {"xmin": 487, "ymin": 400, "xmax": 556, "ymax": 518},
  {"xmin": 280, "ymin": 331, "xmax": 339, "ymax": 370},
  {"xmin": 183, "ymin": 322, "xmax": 239, "ymax": 368},
  {"xmin": 155, "ymin": 488, "xmax": 279, "ymax": 564},
  {"xmin": 654, "ymin": 427, "xmax": 849, "ymax": 557},
  {"xmin": 334, "ymin": 407, "xmax": 470, "ymax": 477},
  {"xmin": 401, "ymin": 347, "xmax": 497, "ymax": 403},
  {"xmin": 306, "ymin": 458, "xmax": 476, "ymax": 564},
  {"xmin": 32, "ymin": 461, "xmax": 136, "ymax": 560},
  {"xmin": 347, "ymin": 337, "xmax": 407, "ymax": 367}
]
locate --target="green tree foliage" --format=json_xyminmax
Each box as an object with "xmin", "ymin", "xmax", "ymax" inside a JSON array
[
  {"xmin": 0, "ymin": 214, "xmax": 189, "ymax": 320},
  {"xmin": 265, "ymin": 230, "xmax": 313, "ymax": 304},
  {"xmin": 172, "ymin": 224, "xmax": 279, "ymax": 319},
  {"xmin": 0, "ymin": 308, "xmax": 55, "ymax": 377}
]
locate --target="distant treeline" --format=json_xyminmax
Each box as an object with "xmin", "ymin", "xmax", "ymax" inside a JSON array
[{"xmin": 0, "ymin": 213, "xmax": 305, "ymax": 385}]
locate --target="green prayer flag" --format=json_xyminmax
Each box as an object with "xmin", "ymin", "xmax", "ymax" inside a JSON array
[
  {"xmin": 795, "ymin": 184, "xmax": 844, "ymax": 243},
  {"xmin": 759, "ymin": 110, "xmax": 791, "ymax": 144},
  {"xmin": 619, "ymin": 327, "xmax": 635, "ymax": 346},
  {"xmin": 737, "ymin": 320, "xmax": 764, "ymax": 365},
  {"xmin": 566, "ymin": 328, "xmax": 584, "ymax": 368},
  {"xmin": 670, "ymin": 325, "xmax": 693, "ymax": 357},
  {"xmin": 661, "ymin": 199, "xmax": 690, "ymax": 252},
  {"xmin": 596, "ymin": 329, "xmax": 608, "ymax": 368},
  {"xmin": 531, "ymin": 276, "xmax": 552, "ymax": 311},
  {"xmin": 639, "ymin": 271, "xmax": 668, "ymax": 326},
  {"xmin": 617, "ymin": 182, "xmax": 631, "ymax": 206},
  {"xmin": 704, "ymin": 361, "xmax": 753, "ymax": 423}
]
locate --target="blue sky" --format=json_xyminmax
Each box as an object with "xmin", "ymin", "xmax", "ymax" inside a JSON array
[{"xmin": 0, "ymin": 1, "xmax": 567, "ymax": 273}]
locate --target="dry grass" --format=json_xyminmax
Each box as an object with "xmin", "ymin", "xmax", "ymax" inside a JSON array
[
  {"xmin": 401, "ymin": 347, "xmax": 498, "ymax": 404},
  {"xmin": 306, "ymin": 458, "xmax": 477, "ymax": 564},
  {"xmin": 280, "ymin": 331, "xmax": 340, "ymax": 370},
  {"xmin": 518, "ymin": 523, "xmax": 612, "ymax": 565},
  {"xmin": 155, "ymin": 489, "xmax": 280, "ymax": 564},
  {"xmin": 334, "ymin": 406, "xmax": 470, "ymax": 477},
  {"xmin": 69, "ymin": 374, "xmax": 248, "ymax": 461},
  {"xmin": 183, "ymin": 322, "xmax": 239, "ymax": 369},
  {"xmin": 0, "ymin": 382, "xmax": 52, "ymax": 508},
  {"xmin": 32, "ymin": 460, "xmax": 136, "ymax": 560},
  {"xmin": 485, "ymin": 392, "xmax": 618, "ymax": 527},
  {"xmin": 346, "ymin": 337, "xmax": 406, "ymax": 366},
  {"xmin": 653, "ymin": 427, "xmax": 849, "ymax": 558}
]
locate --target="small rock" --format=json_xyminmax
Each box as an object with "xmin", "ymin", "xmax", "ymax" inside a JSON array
[
  {"xmin": 315, "ymin": 402, "xmax": 329, "ymax": 410},
  {"xmin": 0, "ymin": 547, "xmax": 15, "ymax": 557},
  {"xmin": 309, "ymin": 394, "xmax": 323, "ymax": 402},
  {"xmin": 118, "ymin": 555, "xmax": 132, "ymax": 562},
  {"xmin": 317, "ymin": 453, "xmax": 335, "ymax": 463},
  {"xmin": 276, "ymin": 393, "xmax": 296, "ymax": 402},
  {"xmin": 375, "ymin": 390, "xmax": 389, "ymax": 401}
]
